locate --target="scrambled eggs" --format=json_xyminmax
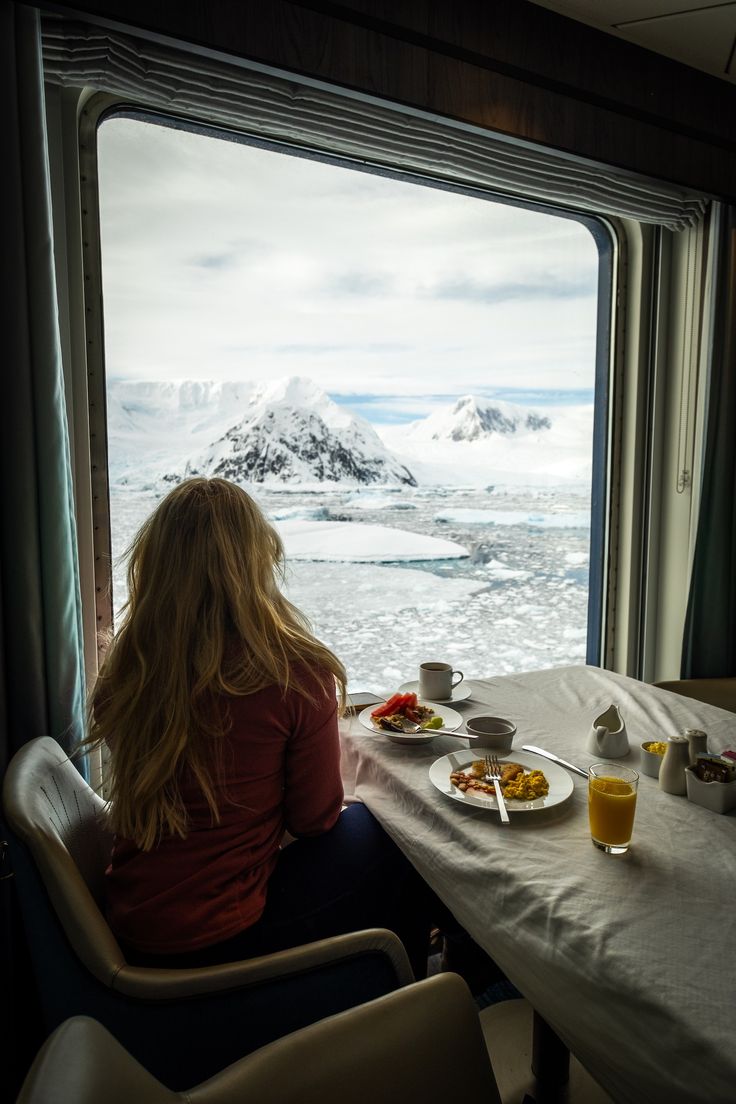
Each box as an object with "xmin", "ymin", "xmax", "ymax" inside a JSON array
[{"xmin": 501, "ymin": 769, "xmax": 549, "ymax": 800}]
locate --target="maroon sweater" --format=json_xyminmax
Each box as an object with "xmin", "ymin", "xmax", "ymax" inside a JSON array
[{"xmin": 106, "ymin": 669, "xmax": 343, "ymax": 954}]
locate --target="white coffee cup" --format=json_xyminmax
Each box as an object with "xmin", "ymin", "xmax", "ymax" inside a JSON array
[{"xmin": 419, "ymin": 662, "xmax": 463, "ymax": 701}]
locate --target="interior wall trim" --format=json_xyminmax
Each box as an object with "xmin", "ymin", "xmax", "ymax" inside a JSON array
[
  {"xmin": 291, "ymin": 0, "xmax": 736, "ymax": 155},
  {"xmin": 41, "ymin": 18, "xmax": 707, "ymax": 231}
]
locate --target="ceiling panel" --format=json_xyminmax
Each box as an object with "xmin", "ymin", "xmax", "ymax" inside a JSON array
[
  {"xmin": 533, "ymin": 1, "xmax": 729, "ymax": 22},
  {"xmin": 620, "ymin": 6, "xmax": 736, "ymax": 76},
  {"xmin": 529, "ymin": 0, "xmax": 736, "ymax": 83}
]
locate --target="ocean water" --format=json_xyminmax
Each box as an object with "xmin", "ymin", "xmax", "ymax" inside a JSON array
[{"xmin": 110, "ymin": 481, "xmax": 591, "ymax": 694}]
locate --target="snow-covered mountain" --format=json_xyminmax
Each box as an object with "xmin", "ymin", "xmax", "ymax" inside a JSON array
[
  {"xmin": 171, "ymin": 377, "xmax": 417, "ymax": 487},
  {"xmin": 403, "ymin": 395, "xmax": 551, "ymax": 442},
  {"xmin": 106, "ymin": 376, "xmax": 586, "ymax": 490},
  {"xmin": 379, "ymin": 396, "xmax": 590, "ymax": 487}
]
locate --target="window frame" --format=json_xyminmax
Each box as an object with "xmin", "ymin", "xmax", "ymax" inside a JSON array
[{"xmin": 61, "ymin": 88, "xmax": 704, "ymax": 687}]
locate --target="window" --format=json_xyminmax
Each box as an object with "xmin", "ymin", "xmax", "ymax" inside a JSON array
[{"xmin": 92, "ymin": 111, "xmax": 611, "ymax": 692}]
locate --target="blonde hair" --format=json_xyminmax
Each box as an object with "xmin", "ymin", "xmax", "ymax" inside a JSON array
[{"xmin": 83, "ymin": 478, "xmax": 347, "ymax": 851}]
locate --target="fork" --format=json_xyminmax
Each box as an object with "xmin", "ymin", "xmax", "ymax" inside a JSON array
[
  {"xmin": 399, "ymin": 721, "xmax": 471, "ymax": 737},
  {"xmin": 485, "ymin": 754, "xmax": 510, "ymax": 825}
]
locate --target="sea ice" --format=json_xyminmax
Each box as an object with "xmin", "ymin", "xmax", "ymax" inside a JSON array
[
  {"xmin": 341, "ymin": 492, "xmax": 417, "ymax": 511},
  {"xmin": 434, "ymin": 508, "xmax": 589, "ymax": 528},
  {"xmin": 276, "ymin": 519, "xmax": 468, "ymax": 562},
  {"xmin": 283, "ymin": 561, "xmax": 486, "ymax": 615},
  {"xmin": 105, "ymin": 401, "xmax": 594, "ymax": 691},
  {"xmin": 486, "ymin": 559, "xmax": 531, "ymax": 581},
  {"xmin": 268, "ymin": 504, "xmax": 331, "ymax": 521}
]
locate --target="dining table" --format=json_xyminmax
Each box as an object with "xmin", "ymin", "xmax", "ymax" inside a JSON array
[{"xmin": 339, "ymin": 665, "xmax": 736, "ymax": 1104}]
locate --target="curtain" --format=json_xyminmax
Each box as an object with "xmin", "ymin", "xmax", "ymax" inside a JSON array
[
  {"xmin": 1, "ymin": 2, "xmax": 87, "ymax": 1094},
  {"xmin": 0, "ymin": 1, "xmax": 86, "ymax": 775},
  {"xmin": 41, "ymin": 18, "xmax": 706, "ymax": 233},
  {"xmin": 682, "ymin": 205, "xmax": 736, "ymax": 677}
]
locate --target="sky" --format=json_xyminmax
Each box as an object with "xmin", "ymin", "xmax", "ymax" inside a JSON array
[{"xmin": 97, "ymin": 116, "xmax": 600, "ymax": 423}]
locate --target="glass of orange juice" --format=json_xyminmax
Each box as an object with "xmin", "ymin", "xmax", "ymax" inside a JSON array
[{"xmin": 588, "ymin": 763, "xmax": 639, "ymax": 854}]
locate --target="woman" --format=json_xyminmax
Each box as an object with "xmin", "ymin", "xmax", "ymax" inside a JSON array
[{"xmin": 83, "ymin": 477, "xmax": 434, "ymax": 975}]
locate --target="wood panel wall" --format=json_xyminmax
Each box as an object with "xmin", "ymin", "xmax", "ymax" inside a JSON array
[{"xmin": 43, "ymin": 0, "xmax": 736, "ymax": 199}]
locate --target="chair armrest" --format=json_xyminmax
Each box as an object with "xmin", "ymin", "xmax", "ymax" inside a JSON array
[
  {"xmin": 112, "ymin": 927, "xmax": 413, "ymax": 999},
  {"xmin": 188, "ymin": 973, "xmax": 501, "ymax": 1104}
]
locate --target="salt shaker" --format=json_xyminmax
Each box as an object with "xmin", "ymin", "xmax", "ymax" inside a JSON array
[
  {"xmin": 685, "ymin": 728, "xmax": 708, "ymax": 766},
  {"xmin": 659, "ymin": 734, "xmax": 690, "ymax": 795}
]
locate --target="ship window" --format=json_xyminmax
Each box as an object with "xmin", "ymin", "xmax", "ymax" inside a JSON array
[{"xmin": 94, "ymin": 111, "xmax": 611, "ymax": 692}]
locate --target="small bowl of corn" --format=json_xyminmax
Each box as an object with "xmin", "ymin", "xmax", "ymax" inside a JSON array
[{"xmin": 640, "ymin": 740, "xmax": 667, "ymax": 778}]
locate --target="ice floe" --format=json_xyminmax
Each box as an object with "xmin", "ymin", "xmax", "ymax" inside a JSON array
[
  {"xmin": 283, "ymin": 561, "xmax": 486, "ymax": 615},
  {"xmin": 434, "ymin": 508, "xmax": 589, "ymax": 528},
  {"xmin": 276, "ymin": 519, "xmax": 468, "ymax": 562}
]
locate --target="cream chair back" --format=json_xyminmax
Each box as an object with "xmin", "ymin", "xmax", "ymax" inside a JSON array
[
  {"xmin": 194, "ymin": 971, "xmax": 502, "ymax": 1104},
  {"xmin": 3, "ymin": 736, "xmax": 125, "ymax": 984},
  {"xmin": 17, "ymin": 1016, "xmax": 178, "ymax": 1104},
  {"xmin": 18, "ymin": 975, "xmax": 501, "ymax": 1104}
]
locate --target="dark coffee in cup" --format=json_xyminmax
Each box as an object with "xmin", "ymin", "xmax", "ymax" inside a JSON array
[{"xmin": 419, "ymin": 662, "xmax": 463, "ymax": 701}]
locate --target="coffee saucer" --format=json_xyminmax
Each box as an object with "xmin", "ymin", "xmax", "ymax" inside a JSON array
[{"xmin": 398, "ymin": 680, "xmax": 473, "ymax": 704}]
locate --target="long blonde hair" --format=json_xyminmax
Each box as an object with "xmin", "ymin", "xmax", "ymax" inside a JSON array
[{"xmin": 84, "ymin": 477, "xmax": 347, "ymax": 851}]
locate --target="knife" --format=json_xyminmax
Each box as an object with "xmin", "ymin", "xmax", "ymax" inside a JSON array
[{"xmin": 522, "ymin": 745, "xmax": 588, "ymax": 778}]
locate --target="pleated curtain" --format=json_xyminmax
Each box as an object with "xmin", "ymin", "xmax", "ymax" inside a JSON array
[
  {"xmin": 0, "ymin": 4, "xmax": 86, "ymax": 775},
  {"xmin": 1, "ymin": 3, "xmax": 87, "ymax": 1093},
  {"xmin": 40, "ymin": 17, "xmax": 706, "ymax": 233}
]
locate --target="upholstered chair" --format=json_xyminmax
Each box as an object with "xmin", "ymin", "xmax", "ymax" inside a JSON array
[
  {"xmin": 3, "ymin": 737, "xmax": 413, "ymax": 1089},
  {"xmin": 653, "ymin": 677, "xmax": 736, "ymax": 713},
  {"xmin": 17, "ymin": 974, "xmax": 502, "ymax": 1104}
]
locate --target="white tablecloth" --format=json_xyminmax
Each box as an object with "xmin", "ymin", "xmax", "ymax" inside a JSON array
[{"xmin": 339, "ymin": 665, "xmax": 736, "ymax": 1104}]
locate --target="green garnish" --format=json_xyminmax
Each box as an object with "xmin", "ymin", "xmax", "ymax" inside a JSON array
[{"xmin": 421, "ymin": 716, "xmax": 444, "ymax": 730}]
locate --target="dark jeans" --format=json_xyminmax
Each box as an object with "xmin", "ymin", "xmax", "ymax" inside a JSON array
[{"xmin": 124, "ymin": 803, "xmax": 442, "ymax": 978}]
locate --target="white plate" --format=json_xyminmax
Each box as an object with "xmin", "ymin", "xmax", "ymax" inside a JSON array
[
  {"xmin": 429, "ymin": 749, "xmax": 574, "ymax": 813},
  {"xmin": 359, "ymin": 700, "xmax": 464, "ymax": 745},
  {"xmin": 398, "ymin": 679, "xmax": 473, "ymax": 704}
]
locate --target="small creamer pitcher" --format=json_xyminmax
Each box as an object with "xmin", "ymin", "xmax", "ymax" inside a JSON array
[{"xmin": 586, "ymin": 703, "xmax": 629, "ymax": 758}]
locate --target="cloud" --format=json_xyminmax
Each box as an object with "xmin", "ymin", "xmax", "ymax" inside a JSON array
[
  {"xmin": 191, "ymin": 252, "xmax": 239, "ymax": 270},
  {"xmin": 426, "ymin": 275, "xmax": 595, "ymax": 303},
  {"xmin": 97, "ymin": 116, "xmax": 601, "ymax": 397},
  {"xmin": 323, "ymin": 271, "xmax": 395, "ymax": 296},
  {"xmin": 222, "ymin": 342, "xmax": 411, "ymax": 355}
]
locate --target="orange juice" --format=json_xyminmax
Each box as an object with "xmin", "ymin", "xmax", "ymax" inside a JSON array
[{"xmin": 588, "ymin": 770, "xmax": 638, "ymax": 853}]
